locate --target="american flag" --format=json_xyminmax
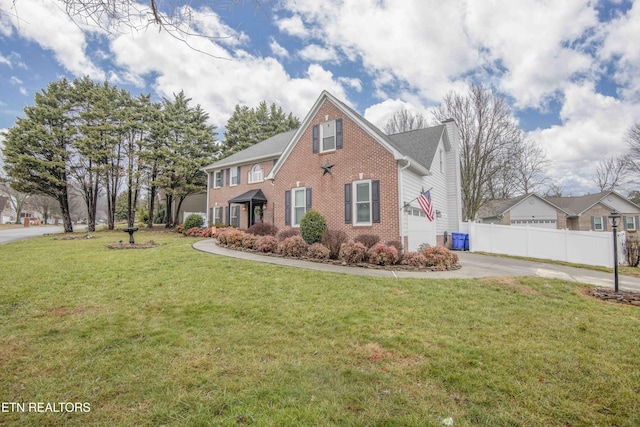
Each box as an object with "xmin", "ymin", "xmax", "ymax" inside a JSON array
[{"xmin": 417, "ymin": 190, "xmax": 434, "ymax": 222}]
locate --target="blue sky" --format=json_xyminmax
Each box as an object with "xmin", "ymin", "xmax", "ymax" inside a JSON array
[{"xmin": 1, "ymin": 0, "xmax": 639, "ymax": 196}]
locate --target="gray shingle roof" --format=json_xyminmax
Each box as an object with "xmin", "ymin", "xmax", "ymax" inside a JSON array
[
  {"xmin": 388, "ymin": 126, "xmax": 446, "ymax": 170},
  {"xmin": 203, "ymin": 129, "xmax": 297, "ymax": 171},
  {"xmin": 546, "ymin": 191, "xmax": 617, "ymax": 216}
]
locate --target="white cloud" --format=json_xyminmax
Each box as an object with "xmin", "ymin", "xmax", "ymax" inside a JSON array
[
  {"xmin": 9, "ymin": 76, "xmax": 22, "ymax": 85},
  {"xmin": 275, "ymin": 15, "xmax": 308, "ymax": 38},
  {"xmin": 363, "ymin": 99, "xmax": 430, "ymax": 131},
  {"xmin": 0, "ymin": 53, "xmax": 10, "ymax": 66},
  {"xmin": 269, "ymin": 38, "xmax": 289, "ymax": 58},
  {"xmin": 529, "ymin": 83, "xmax": 640, "ymax": 194},
  {"xmin": 599, "ymin": 1, "xmax": 640, "ymax": 99},
  {"xmin": 0, "ymin": 0, "xmax": 105, "ymax": 79},
  {"xmin": 298, "ymin": 44, "xmax": 338, "ymax": 63}
]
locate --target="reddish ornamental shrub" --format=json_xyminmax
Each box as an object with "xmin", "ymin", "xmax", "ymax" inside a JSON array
[
  {"xmin": 242, "ymin": 233, "xmax": 260, "ymax": 250},
  {"xmin": 278, "ymin": 235, "xmax": 308, "ymax": 257},
  {"xmin": 354, "ymin": 234, "xmax": 381, "ymax": 249},
  {"xmin": 176, "ymin": 224, "xmax": 184, "ymax": 233},
  {"xmin": 339, "ymin": 241, "xmax": 368, "ymax": 264},
  {"xmin": 321, "ymin": 229, "xmax": 348, "ymax": 260},
  {"xmin": 216, "ymin": 228, "xmax": 230, "ymax": 245},
  {"xmin": 247, "ymin": 221, "xmax": 278, "ymax": 236},
  {"xmin": 277, "ymin": 228, "xmax": 300, "ymax": 241},
  {"xmin": 367, "ymin": 243, "xmax": 399, "ymax": 266},
  {"xmin": 225, "ymin": 229, "xmax": 246, "ymax": 248},
  {"xmin": 256, "ymin": 235, "xmax": 278, "ymax": 253},
  {"xmin": 307, "ymin": 243, "xmax": 330, "ymax": 260},
  {"xmin": 421, "ymin": 246, "xmax": 459, "ymax": 270},
  {"xmin": 199, "ymin": 227, "xmax": 213, "ymax": 238},
  {"xmin": 186, "ymin": 227, "xmax": 201, "ymax": 237},
  {"xmin": 400, "ymin": 252, "xmax": 428, "ymax": 267}
]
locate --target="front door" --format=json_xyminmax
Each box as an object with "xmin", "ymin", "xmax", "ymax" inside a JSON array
[{"xmin": 252, "ymin": 204, "xmax": 263, "ymax": 225}]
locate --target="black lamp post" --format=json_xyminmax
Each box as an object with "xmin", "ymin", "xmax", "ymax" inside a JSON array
[{"xmin": 608, "ymin": 210, "xmax": 621, "ymax": 293}]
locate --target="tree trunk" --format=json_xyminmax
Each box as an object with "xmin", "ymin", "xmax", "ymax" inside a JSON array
[
  {"xmin": 173, "ymin": 196, "xmax": 186, "ymax": 227},
  {"xmin": 147, "ymin": 185, "xmax": 156, "ymax": 229},
  {"xmin": 58, "ymin": 191, "xmax": 74, "ymax": 233},
  {"xmin": 165, "ymin": 194, "xmax": 173, "ymax": 228}
]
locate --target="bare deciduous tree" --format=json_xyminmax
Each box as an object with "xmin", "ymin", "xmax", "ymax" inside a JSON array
[
  {"xmin": 544, "ymin": 182, "xmax": 564, "ymax": 198},
  {"xmin": 594, "ymin": 155, "xmax": 629, "ymax": 191},
  {"xmin": 384, "ymin": 110, "xmax": 428, "ymax": 134},
  {"xmin": 432, "ymin": 84, "xmax": 524, "ymax": 220},
  {"xmin": 511, "ymin": 139, "xmax": 550, "ymax": 195}
]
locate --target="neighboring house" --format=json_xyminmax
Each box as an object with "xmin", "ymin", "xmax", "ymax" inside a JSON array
[
  {"xmin": 0, "ymin": 196, "xmax": 11, "ymax": 224},
  {"xmin": 478, "ymin": 191, "xmax": 640, "ymax": 231},
  {"xmin": 203, "ymin": 91, "xmax": 462, "ymax": 251}
]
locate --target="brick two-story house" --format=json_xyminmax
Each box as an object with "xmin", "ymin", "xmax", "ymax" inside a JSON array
[{"xmin": 204, "ymin": 91, "xmax": 462, "ymax": 251}]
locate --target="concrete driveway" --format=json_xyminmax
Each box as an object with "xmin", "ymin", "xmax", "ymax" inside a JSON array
[
  {"xmin": 0, "ymin": 225, "xmax": 65, "ymax": 244},
  {"xmin": 193, "ymin": 240, "xmax": 640, "ymax": 292}
]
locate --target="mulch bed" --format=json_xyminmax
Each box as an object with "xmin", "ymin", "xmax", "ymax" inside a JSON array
[
  {"xmin": 53, "ymin": 234, "xmax": 98, "ymax": 240},
  {"xmin": 588, "ymin": 288, "xmax": 640, "ymax": 307},
  {"xmin": 107, "ymin": 241, "xmax": 161, "ymax": 249}
]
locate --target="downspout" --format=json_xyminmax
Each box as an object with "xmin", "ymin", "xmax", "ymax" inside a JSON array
[
  {"xmin": 205, "ymin": 171, "xmax": 211, "ymax": 226},
  {"xmin": 398, "ymin": 157, "xmax": 411, "ymax": 251}
]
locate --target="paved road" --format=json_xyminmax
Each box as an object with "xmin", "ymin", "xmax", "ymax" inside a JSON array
[
  {"xmin": 193, "ymin": 239, "xmax": 640, "ymax": 292},
  {"xmin": 0, "ymin": 226, "xmax": 65, "ymax": 244}
]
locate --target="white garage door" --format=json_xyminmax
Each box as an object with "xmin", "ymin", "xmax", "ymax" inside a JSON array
[{"xmin": 406, "ymin": 208, "xmax": 436, "ymax": 251}]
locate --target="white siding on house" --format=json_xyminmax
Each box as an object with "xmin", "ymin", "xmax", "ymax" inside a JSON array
[
  {"xmin": 398, "ymin": 126, "xmax": 461, "ymax": 251},
  {"xmin": 602, "ymin": 194, "xmax": 640, "ymax": 214},
  {"xmin": 510, "ymin": 196, "xmax": 557, "ymax": 228}
]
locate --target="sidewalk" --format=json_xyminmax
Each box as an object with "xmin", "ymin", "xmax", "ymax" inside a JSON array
[{"xmin": 192, "ymin": 239, "xmax": 640, "ymax": 291}]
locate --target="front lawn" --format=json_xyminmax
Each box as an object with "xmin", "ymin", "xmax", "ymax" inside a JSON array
[{"xmin": 1, "ymin": 231, "xmax": 639, "ymax": 426}]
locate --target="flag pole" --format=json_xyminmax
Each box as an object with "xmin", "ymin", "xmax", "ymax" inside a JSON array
[{"xmin": 400, "ymin": 187, "xmax": 433, "ymax": 210}]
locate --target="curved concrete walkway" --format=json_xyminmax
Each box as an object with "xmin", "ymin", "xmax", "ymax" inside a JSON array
[{"xmin": 193, "ymin": 239, "xmax": 640, "ymax": 291}]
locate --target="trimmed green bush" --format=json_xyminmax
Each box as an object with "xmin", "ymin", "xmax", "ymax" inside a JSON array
[
  {"xmin": 183, "ymin": 214, "xmax": 204, "ymax": 234},
  {"xmin": 300, "ymin": 209, "xmax": 327, "ymax": 245}
]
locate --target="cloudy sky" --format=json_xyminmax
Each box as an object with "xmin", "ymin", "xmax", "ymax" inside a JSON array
[{"xmin": 1, "ymin": 0, "xmax": 639, "ymax": 195}]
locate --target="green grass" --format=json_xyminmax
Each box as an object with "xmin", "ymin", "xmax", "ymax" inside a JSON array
[{"xmin": 1, "ymin": 231, "xmax": 639, "ymax": 426}]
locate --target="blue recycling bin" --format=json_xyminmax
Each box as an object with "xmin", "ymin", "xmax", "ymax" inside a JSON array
[
  {"xmin": 451, "ymin": 232, "xmax": 465, "ymax": 250},
  {"xmin": 451, "ymin": 232, "xmax": 469, "ymax": 251}
]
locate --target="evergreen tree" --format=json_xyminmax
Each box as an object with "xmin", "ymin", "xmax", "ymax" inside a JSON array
[
  {"xmin": 2, "ymin": 78, "xmax": 76, "ymax": 232},
  {"xmin": 222, "ymin": 101, "xmax": 300, "ymax": 156}
]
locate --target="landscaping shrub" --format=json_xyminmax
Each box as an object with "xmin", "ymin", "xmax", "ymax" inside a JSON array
[
  {"xmin": 400, "ymin": 251, "xmax": 428, "ymax": 267},
  {"xmin": 279, "ymin": 235, "xmax": 308, "ymax": 257},
  {"xmin": 387, "ymin": 240, "xmax": 403, "ymax": 257},
  {"xmin": 321, "ymin": 229, "xmax": 348, "ymax": 260},
  {"xmin": 215, "ymin": 228, "xmax": 230, "ymax": 245},
  {"xmin": 422, "ymin": 246, "xmax": 459, "ymax": 270},
  {"xmin": 256, "ymin": 235, "xmax": 278, "ymax": 253},
  {"xmin": 183, "ymin": 214, "xmax": 204, "ymax": 235},
  {"xmin": 247, "ymin": 221, "xmax": 278, "ymax": 236},
  {"xmin": 277, "ymin": 228, "xmax": 300, "ymax": 241},
  {"xmin": 339, "ymin": 241, "xmax": 368, "ymax": 264},
  {"xmin": 367, "ymin": 243, "xmax": 399, "ymax": 266},
  {"xmin": 176, "ymin": 224, "xmax": 184, "ymax": 234},
  {"xmin": 186, "ymin": 227, "xmax": 201, "ymax": 237},
  {"xmin": 242, "ymin": 233, "xmax": 260, "ymax": 250},
  {"xmin": 299, "ymin": 209, "xmax": 328, "ymax": 244},
  {"xmin": 225, "ymin": 228, "xmax": 246, "ymax": 248},
  {"xmin": 354, "ymin": 234, "xmax": 380, "ymax": 249},
  {"xmin": 199, "ymin": 227, "xmax": 213, "ymax": 238},
  {"xmin": 624, "ymin": 234, "xmax": 640, "ymax": 267},
  {"xmin": 307, "ymin": 243, "xmax": 330, "ymax": 260}
]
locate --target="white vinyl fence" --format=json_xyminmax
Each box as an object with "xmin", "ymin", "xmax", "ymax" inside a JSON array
[{"xmin": 460, "ymin": 222, "xmax": 624, "ymax": 268}]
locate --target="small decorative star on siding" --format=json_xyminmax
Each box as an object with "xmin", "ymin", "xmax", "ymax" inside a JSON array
[{"xmin": 321, "ymin": 159, "xmax": 335, "ymax": 175}]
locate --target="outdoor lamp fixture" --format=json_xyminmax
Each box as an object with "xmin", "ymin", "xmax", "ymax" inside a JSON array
[{"xmin": 608, "ymin": 210, "xmax": 621, "ymax": 293}]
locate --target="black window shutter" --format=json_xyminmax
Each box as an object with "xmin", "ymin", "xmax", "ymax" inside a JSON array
[
  {"xmin": 344, "ymin": 183, "xmax": 352, "ymax": 224},
  {"xmin": 225, "ymin": 206, "xmax": 230, "ymax": 226},
  {"xmin": 306, "ymin": 188, "xmax": 312, "ymax": 211},
  {"xmin": 225, "ymin": 168, "xmax": 230, "ymax": 186},
  {"xmin": 603, "ymin": 217, "xmax": 607, "ymax": 231},
  {"xmin": 372, "ymin": 180, "xmax": 380, "ymax": 223},
  {"xmin": 336, "ymin": 118, "xmax": 343, "ymax": 149},
  {"xmin": 284, "ymin": 190, "xmax": 291, "ymax": 226},
  {"xmin": 237, "ymin": 166, "xmax": 241, "ymax": 185},
  {"xmin": 312, "ymin": 125, "xmax": 319, "ymax": 153},
  {"xmin": 623, "ymin": 216, "xmax": 628, "ymax": 230},
  {"xmin": 220, "ymin": 170, "xmax": 224, "ymax": 187},
  {"xmin": 636, "ymin": 216, "xmax": 639, "ymax": 229}
]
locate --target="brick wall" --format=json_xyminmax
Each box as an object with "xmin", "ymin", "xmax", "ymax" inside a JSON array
[
  {"xmin": 272, "ymin": 99, "xmax": 400, "ymax": 243},
  {"xmin": 208, "ymin": 159, "xmax": 277, "ymax": 228},
  {"xmin": 579, "ymin": 204, "xmax": 611, "ymax": 231}
]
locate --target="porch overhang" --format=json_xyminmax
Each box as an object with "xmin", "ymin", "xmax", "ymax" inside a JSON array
[{"xmin": 228, "ymin": 189, "xmax": 267, "ymax": 204}]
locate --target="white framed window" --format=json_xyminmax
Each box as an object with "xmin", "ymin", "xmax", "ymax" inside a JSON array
[
  {"xmin": 593, "ymin": 216, "xmax": 604, "ymax": 231},
  {"xmin": 248, "ymin": 164, "xmax": 263, "ymax": 183},
  {"xmin": 321, "ymin": 120, "xmax": 336, "ymax": 152},
  {"xmin": 230, "ymin": 167, "xmax": 239, "ymax": 186},
  {"xmin": 625, "ymin": 216, "xmax": 636, "ymax": 231},
  {"xmin": 230, "ymin": 205, "xmax": 240, "ymax": 227},
  {"xmin": 214, "ymin": 170, "xmax": 223, "ymax": 188},
  {"xmin": 292, "ymin": 187, "xmax": 307, "ymax": 227},
  {"xmin": 214, "ymin": 207, "xmax": 223, "ymax": 225},
  {"xmin": 354, "ymin": 180, "xmax": 372, "ymax": 226}
]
